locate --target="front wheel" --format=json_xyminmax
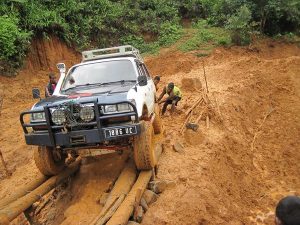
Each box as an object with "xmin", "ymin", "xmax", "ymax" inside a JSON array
[
  {"xmin": 34, "ymin": 146, "xmax": 66, "ymax": 176},
  {"xmin": 133, "ymin": 121, "xmax": 157, "ymax": 170}
]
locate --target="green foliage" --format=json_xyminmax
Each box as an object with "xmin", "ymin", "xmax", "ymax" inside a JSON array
[
  {"xmin": 158, "ymin": 22, "xmax": 183, "ymax": 46},
  {"xmin": 120, "ymin": 35, "xmax": 160, "ymax": 54},
  {"xmin": 0, "ymin": 15, "xmax": 31, "ymax": 74},
  {"xmin": 226, "ymin": 5, "xmax": 252, "ymax": 45},
  {"xmin": 179, "ymin": 20, "xmax": 231, "ymax": 52},
  {"xmin": 0, "ymin": 0, "xmax": 299, "ymax": 75}
]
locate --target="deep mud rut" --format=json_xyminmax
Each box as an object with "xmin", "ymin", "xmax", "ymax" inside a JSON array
[{"xmin": 0, "ymin": 39, "xmax": 299, "ymax": 225}]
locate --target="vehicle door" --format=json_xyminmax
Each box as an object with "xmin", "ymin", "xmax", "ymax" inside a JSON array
[
  {"xmin": 141, "ymin": 63, "xmax": 155, "ymax": 113},
  {"xmin": 136, "ymin": 61, "xmax": 154, "ymax": 114}
]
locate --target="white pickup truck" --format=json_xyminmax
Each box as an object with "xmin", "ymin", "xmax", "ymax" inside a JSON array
[{"xmin": 20, "ymin": 45, "xmax": 162, "ymax": 176}]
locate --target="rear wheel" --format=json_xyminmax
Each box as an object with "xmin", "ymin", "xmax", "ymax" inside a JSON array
[
  {"xmin": 153, "ymin": 104, "xmax": 162, "ymax": 134},
  {"xmin": 133, "ymin": 121, "xmax": 157, "ymax": 170},
  {"xmin": 34, "ymin": 146, "xmax": 66, "ymax": 176}
]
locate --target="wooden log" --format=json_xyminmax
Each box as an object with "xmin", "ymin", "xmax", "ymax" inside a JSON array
[
  {"xmin": 133, "ymin": 188, "xmax": 142, "ymax": 221},
  {"xmin": 0, "ymin": 175, "xmax": 47, "ymax": 210},
  {"xmin": 185, "ymin": 97, "xmax": 203, "ymax": 116},
  {"xmin": 90, "ymin": 160, "xmax": 137, "ymax": 225},
  {"xmin": 0, "ymin": 158, "xmax": 81, "ymax": 224},
  {"xmin": 95, "ymin": 194, "xmax": 126, "ymax": 225},
  {"xmin": 106, "ymin": 170, "xmax": 153, "ymax": 225}
]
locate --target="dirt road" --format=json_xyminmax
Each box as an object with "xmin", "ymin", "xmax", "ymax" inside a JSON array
[{"xmin": 0, "ymin": 39, "xmax": 299, "ymax": 224}]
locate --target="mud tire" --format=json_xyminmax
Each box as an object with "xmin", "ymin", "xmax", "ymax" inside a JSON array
[
  {"xmin": 153, "ymin": 104, "xmax": 162, "ymax": 134},
  {"xmin": 34, "ymin": 146, "xmax": 66, "ymax": 176},
  {"xmin": 134, "ymin": 121, "xmax": 157, "ymax": 170}
]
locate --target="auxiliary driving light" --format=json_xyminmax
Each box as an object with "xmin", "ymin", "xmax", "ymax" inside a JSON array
[
  {"xmin": 51, "ymin": 109, "xmax": 66, "ymax": 125},
  {"xmin": 79, "ymin": 106, "xmax": 95, "ymax": 122}
]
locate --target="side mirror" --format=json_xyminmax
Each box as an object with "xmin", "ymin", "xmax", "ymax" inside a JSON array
[
  {"xmin": 138, "ymin": 75, "xmax": 147, "ymax": 86},
  {"xmin": 32, "ymin": 88, "xmax": 41, "ymax": 99},
  {"xmin": 56, "ymin": 63, "xmax": 66, "ymax": 73}
]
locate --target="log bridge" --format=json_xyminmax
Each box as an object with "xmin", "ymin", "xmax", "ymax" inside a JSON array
[{"xmin": 0, "ymin": 144, "xmax": 163, "ymax": 225}]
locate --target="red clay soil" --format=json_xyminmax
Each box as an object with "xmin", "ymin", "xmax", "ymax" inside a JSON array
[
  {"xmin": 0, "ymin": 37, "xmax": 299, "ymax": 225},
  {"xmin": 143, "ymin": 40, "xmax": 300, "ymax": 225}
]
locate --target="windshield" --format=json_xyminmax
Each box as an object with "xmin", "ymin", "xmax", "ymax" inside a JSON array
[{"xmin": 61, "ymin": 60, "xmax": 137, "ymax": 91}]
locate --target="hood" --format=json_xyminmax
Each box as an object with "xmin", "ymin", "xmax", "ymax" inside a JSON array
[{"xmin": 33, "ymin": 84, "xmax": 134, "ymax": 109}]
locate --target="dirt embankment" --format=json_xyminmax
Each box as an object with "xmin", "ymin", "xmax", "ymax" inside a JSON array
[
  {"xmin": 143, "ymin": 41, "xmax": 300, "ymax": 224},
  {"xmin": 0, "ymin": 38, "xmax": 299, "ymax": 225}
]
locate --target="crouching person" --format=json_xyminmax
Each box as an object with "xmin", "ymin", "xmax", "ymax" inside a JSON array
[{"xmin": 157, "ymin": 82, "xmax": 182, "ymax": 115}]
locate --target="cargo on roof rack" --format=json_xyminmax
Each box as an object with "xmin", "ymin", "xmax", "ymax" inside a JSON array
[{"xmin": 81, "ymin": 45, "xmax": 143, "ymax": 62}]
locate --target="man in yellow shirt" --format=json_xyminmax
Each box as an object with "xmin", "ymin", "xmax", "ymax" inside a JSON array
[{"xmin": 157, "ymin": 82, "xmax": 182, "ymax": 115}]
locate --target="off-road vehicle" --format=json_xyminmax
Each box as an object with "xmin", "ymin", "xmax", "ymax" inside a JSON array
[{"xmin": 20, "ymin": 45, "xmax": 162, "ymax": 176}]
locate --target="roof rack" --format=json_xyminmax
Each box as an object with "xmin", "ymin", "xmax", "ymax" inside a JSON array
[{"xmin": 81, "ymin": 45, "xmax": 143, "ymax": 62}]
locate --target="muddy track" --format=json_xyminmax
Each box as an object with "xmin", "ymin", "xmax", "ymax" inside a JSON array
[{"xmin": 0, "ymin": 39, "xmax": 299, "ymax": 225}]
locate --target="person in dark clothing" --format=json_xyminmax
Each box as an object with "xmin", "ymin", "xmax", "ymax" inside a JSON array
[
  {"xmin": 275, "ymin": 196, "xmax": 300, "ymax": 225},
  {"xmin": 157, "ymin": 82, "xmax": 182, "ymax": 115},
  {"xmin": 45, "ymin": 73, "xmax": 57, "ymax": 98},
  {"xmin": 153, "ymin": 75, "xmax": 160, "ymax": 90}
]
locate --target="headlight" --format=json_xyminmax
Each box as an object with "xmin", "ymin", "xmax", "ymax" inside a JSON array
[
  {"xmin": 104, "ymin": 103, "xmax": 133, "ymax": 114},
  {"xmin": 31, "ymin": 112, "xmax": 45, "ymax": 122},
  {"xmin": 51, "ymin": 109, "xmax": 66, "ymax": 125},
  {"xmin": 79, "ymin": 106, "xmax": 95, "ymax": 122},
  {"xmin": 104, "ymin": 105, "xmax": 117, "ymax": 113},
  {"xmin": 117, "ymin": 103, "xmax": 131, "ymax": 112}
]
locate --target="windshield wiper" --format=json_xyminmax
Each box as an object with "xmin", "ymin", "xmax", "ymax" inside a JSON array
[
  {"xmin": 62, "ymin": 82, "xmax": 104, "ymax": 92},
  {"xmin": 100, "ymin": 80, "xmax": 137, "ymax": 85}
]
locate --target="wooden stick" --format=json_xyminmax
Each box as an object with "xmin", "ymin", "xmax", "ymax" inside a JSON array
[
  {"xmin": 106, "ymin": 170, "xmax": 153, "ymax": 225},
  {"xmin": 0, "ymin": 149, "xmax": 11, "ymax": 177},
  {"xmin": 195, "ymin": 109, "xmax": 205, "ymax": 124},
  {"xmin": 0, "ymin": 158, "xmax": 81, "ymax": 224},
  {"xmin": 34, "ymin": 197, "xmax": 51, "ymax": 215},
  {"xmin": 180, "ymin": 110, "xmax": 193, "ymax": 134},
  {"xmin": 206, "ymin": 116, "xmax": 210, "ymax": 129},
  {"xmin": 90, "ymin": 160, "xmax": 137, "ymax": 225},
  {"xmin": 202, "ymin": 60, "xmax": 209, "ymax": 93},
  {"xmin": 185, "ymin": 97, "xmax": 202, "ymax": 116}
]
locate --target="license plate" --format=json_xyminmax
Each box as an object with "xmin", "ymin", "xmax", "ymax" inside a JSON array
[{"xmin": 104, "ymin": 126, "xmax": 137, "ymax": 138}]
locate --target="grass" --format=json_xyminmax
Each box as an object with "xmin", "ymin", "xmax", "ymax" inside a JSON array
[{"xmin": 178, "ymin": 20, "xmax": 232, "ymax": 53}]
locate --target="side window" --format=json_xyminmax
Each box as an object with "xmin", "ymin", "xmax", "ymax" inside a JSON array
[
  {"xmin": 136, "ymin": 62, "xmax": 145, "ymax": 77},
  {"xmin": 141, "ymin": 64, "xmax": 151, "ymax": 79}
]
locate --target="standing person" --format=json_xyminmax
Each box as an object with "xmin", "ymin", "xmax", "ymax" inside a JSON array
[
  {"xmin": 153, "ymin": 75, "xmax": 161, "ymax": 90},
  {"xmin": 157, "ymin": 82, "xmax": 182, "ymax": 115},
  {"xmin": 45, "ymin": 73, "xmax": 57, "ymax": 98},
  {"xmin": 275, "ymin": 196, "xmax": 300, "ymax": 225}
]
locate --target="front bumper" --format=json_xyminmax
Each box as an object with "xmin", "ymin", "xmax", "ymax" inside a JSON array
[
  {"xmin": 20, "ymin": 100, "xmax": 140, "ymax": 148},
  {"xmin": 24, "ymin": 124, "xmax": 141, "ymax": 147}
]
